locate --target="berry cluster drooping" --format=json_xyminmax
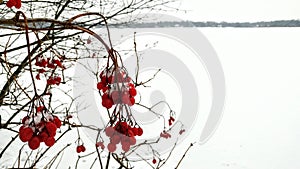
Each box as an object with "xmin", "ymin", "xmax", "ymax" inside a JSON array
[
  {"xmin": 97, "ymin": 67, "xmax": 137, "ymax": 109},
  {"xmin": 105, "ymin": 121, "xmax": 143, "ymax": 153},
  {"xmin": 35, "ymin": 53, "xmax": 64, "ymax": 86},
  {"xmin": 6, "ymin": 0, "xmax": 21, "ymax": 9},
  {"xmin": 19, "ymin": 104, "xmax": 61, "ymax": 150},
  {"xmin": 76, "ymin": 145, "xmax": 86, "ymax": 153}
]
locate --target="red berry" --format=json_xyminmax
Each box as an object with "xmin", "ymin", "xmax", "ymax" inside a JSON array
[
  {"xmin": 102, "ymin": 98, "xmax": 113, "ymax": 109},
  {"xmin": 121, "ymin": 141, "xmax": 130, "ymax": 152},
  {"xmin": 120, "ymin": 121, "xmax": 128, "ymax": 129},
  {"xmin": 112, "ymin": 73, "xmax": 123, "ymax": 83},
  {"xmin": 56, "ymin": 76, "xmax": 62, "ymax": 85},
  {"xmin": 22, "ymin": 116, "xmax": 29, "ymax": 124},
  {"xmin": 107, "ymin": 143, "xmax": 116, "ymax": 152},
  {"xmin": 121, "ymin": 93, "xmax": 130, "ymax": 105},
  {"xmin": 125, "ymin": 76, "xmax": 131, "ymax": 83},
  {"xmin": 36, "ymin": 106, "xmax": 44, "ymax": 112},
  {"xmin": 102, "ymin": 93, "xmax": 109, "ymax": 99},
  {"xmin": 81, "ymin": 145, "xmax": 86, "ymax": 152},
  {"xmin": 28, "ymin": 136, "xmax": 40, "ymax": 150},
  {"xmin": 47, "ymin": 59, "xmax": 55, "ymax": 69},
  {"xmin": 129, "ymin": 83, "xmax": 135, "ymax": 89},
  {"xmin": 179, "ymin": 129, "xmax": 186, "ymax": 135},
  {"xmin": 76, "ymin": 146, "xmax": 82, "ymax": 153},
  {"xmin": 152, "ymin": 158, "xmax": 157, "ymax": 164},
  {"xmin": 53, "ymin": 116, "xmax": 62, "ymax": 128},
  {"xmin": 121, "ymin": 135, "xmax": 129, "ymax": 145},
  {"xmin": 36, "ymin": 73, "xmax": 40, "ymax": 80},
  {"xmin": 111, "ymin": 91, "xmax": 120, "ymax": 103},
  {"xmin": 45, "ymin": 137, "xmax": 55, "ymax": 147},
  {"xmin": 87, "ymin": 38, "xmax": 92, "ymax": 44},
  {"xmin": 38, "ymin": 131, "xmax": 49, "ymax": 142},
  {"xmin": 6, "ymin": 1, "xmax": 14, "ymax": 8},
  {"xmin": 38, "ymin": 69, "xmax": 46, "ymax": 73},
  {"xmin": 97, "ymin": 82, "xmax": 105, "ymax": 90},
  {"xmin": 105, "ymin": 127, "xmax": 115, "ymax": 137},
  {"xmin": 101, "ymin": 76, "xmax": 107, "ymax": 84},
  {"xmin": 41, "ymin": 59, "xmax": 47, "ymax": 67},
  {"xmin": 46, "ymin": 122, "xmax": 57, "ymax": 137},
  {"xmin": 19, "ymin": 127, "xmax": 33, "ymax": 142},
  {"xmin": 129, "ymin": 136, "xmax": 136, "ymax": 145},
  {"xmin": 37, "ymin": 121, "xmax": 45, "ymax": 128},
  {"xmin": 160, "ymin": 132, "xmax": 167, "ymax": 138},
  {"xmin": 132, "ymin": 127, "xmax": 139, "ymax": 136},
  {"xmin": 54, "ymin": 59, "xmax": 63, "ymax": 68},
  {"xmin": 127, "ymin": 129, "xmax": 134, "ymax": 137},
  {"xmin": 19, "ymin": 126, "xmax": 25, "ymax": 132},
  {"xmin": 168, "ymin": 119, "xmax": 172, "ymax": 126},
  {"xmin": 100, "ymin": 71, "xmax": 105, "ymax": 78},
  {"xmin": 111, "ymin": 135, "xmax": 121, "ymax": 144},
  {"xmin": 160, "ymin": 132, "xmax": 171, "ymax": 139},
  {"xmin": 137, "ymin": 127, "xmax": 143, "ymax": 136},
  {"xmin": 107, "ymin": 76, "xmax": 113, "ymax": 84},
  {"xmin": 47, "ymin": 78, "xmax": 55, "ymax": 85},
  {"xmin": 170, "ymin": 116, "xmax": 175, "ymax": 122},
  {"xmin": 129, "ymin": 97, "xmax": 135, "ymax": 106},
  {"xmin": 96, "ymin": 142, "xmax": 105, "ymax": 149},
  {"xmin": 15, "ymin": 0, "xmax": 21, "ymax": 9},
  {"xmin": 129, "ymin": 88, "xmax": 137, "ymax": 97}
]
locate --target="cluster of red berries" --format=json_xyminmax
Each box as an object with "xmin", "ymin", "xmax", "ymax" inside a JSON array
[
  {"xmin": 105, "ymin": 121, "xmax": 143, "ymax": 152},
  {"xmin": 6, "ymin": 0, "xmax": 21, "ymax": 8},
  {"xmin": 168, "ymin": 116, "xmax": 175, "ymax": 126},
  {"xmin": 96, "ymin": 141, "xmax": 105, "ymax": 150},
  {"xmin": 97, "ymin": 67, "xmax": 137, "ymax": 109},
  {"xmin": 19, "ymin": 106, "xmax": 61, "ymax": 150},
  {"xmin": 179, "ymin": 129, "xmax": 186, "ymax": 135},
  {"xmin": 35, "ymin": 56, "xmax": 64, "ymax": 86},
  {"xmin": 46, "ymin": 76, "xmax": 62, "ymax": 85},
  {"xmin": 76, "ymin": 145, "xmax": 86, "ymax": 153},
  {"xmin": 160, "ymin": 131, "xmax": 171, "ymax": 139}
]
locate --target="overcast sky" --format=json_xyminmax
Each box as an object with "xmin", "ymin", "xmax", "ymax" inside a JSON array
[{"xmin": 170, "ymin": 0, "xmax": 300, "ymax": 22}]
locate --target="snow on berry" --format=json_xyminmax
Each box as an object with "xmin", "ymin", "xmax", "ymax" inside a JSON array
[{"xmin": 19, "ymin": 101, "xmax": 61, "ymax": 150}]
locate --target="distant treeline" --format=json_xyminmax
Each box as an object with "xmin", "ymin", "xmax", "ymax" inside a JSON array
[{"xmin": 112, "ymin": 20, "xmax": 300, "ymax": 28}]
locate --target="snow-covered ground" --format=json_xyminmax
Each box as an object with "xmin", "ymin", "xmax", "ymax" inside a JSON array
[
  {"xmin": 179, "ymin": 27, "xmax": 300, "ymax": 169},
  {"xmin": 1, "ymin": 27, "xmax": 300, "ymax": 169}
]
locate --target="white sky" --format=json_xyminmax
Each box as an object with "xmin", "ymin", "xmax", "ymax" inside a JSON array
[{"xmin": 170, "ymin": 0, "xmax": 300, "ymax": 22}]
